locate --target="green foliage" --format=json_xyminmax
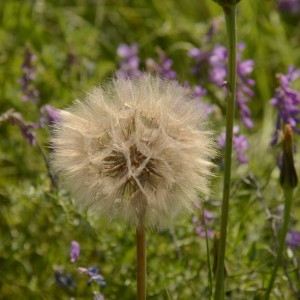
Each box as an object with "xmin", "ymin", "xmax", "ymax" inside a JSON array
[{"xmin": 1, "ymin": 0, "xmax": 300, "ymax": 299}]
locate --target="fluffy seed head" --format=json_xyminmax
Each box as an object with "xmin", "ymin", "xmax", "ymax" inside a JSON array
[{"xmin": 51, "ymin": 74, "xmax": 216, "ymax": 229}]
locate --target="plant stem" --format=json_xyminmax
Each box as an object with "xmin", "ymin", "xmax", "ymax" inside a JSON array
[
  {"xmin": 214, "ymin": 4, "xmax": 237, "ymax": 300},
  {"xmin": 136, "ymin": 223, "xmax": 146, "ymax": 300},
  {"xmin": 263, "ymin": 188, "xmax": 293, "ymax": 299},
  {"xmin": 203, "ymin": 209, "xmax": 213, "ymax": 299}
]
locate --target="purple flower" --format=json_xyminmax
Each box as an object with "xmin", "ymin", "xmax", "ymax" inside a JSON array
[
  {"xmin": 18, "ymin": 47, "xmax": 40, "ymax": 103},
  {"xmin": 116, "ymin": 43, "xmax": 142, "ymax": 78},
  {"xmin": 40, "ymin": 104, "xmax": 60, "ymax": 128},
  {"xmin": 188, "ymin": 47, "xmax": 210, "ymax": 76},
  {"xmin": 270, "ymin": 66, "xmax": 300, "ymax": 144},
  {"xmin": 192, "ymin": 85, "xmax": 208, "ymax": 100},
  {"xmin": 217, "ymin": 125, "xmax": 249, "ymax": 164},
  {"xmin": 233, "ymin": 134, "xmax": 249, "ymax": 164},
  {"xmin": 193, "ymin": 209, "xmax": 215, "ymax": 239},
  {"xmin": 237, "ymin": 55, "xmax": 255, "ymax": 129},
  {"xmin": 0, "ymin": 109, "xmax": 37, "ymax": 146},
  {"xmin": 209, "ymin": 43, "xmax": 255, "ymax": 129},
  {"xmin": 209, "ymin": 44, "xmax": 227, "ymax": 86},
  {"xmin": 70, "ymin": 241, "xmax": 80, "ymax": 263},
  {"xmin": 286, "ymin": 229, "xmax": 300, "ymax": 248},
  {"xmin": 146, "ymin": 52, "xmax": 177, "ymax": 79},
  {"xmin": 189, "ymin": 48, "xmax": 203, "ymax": 60},
  {"xmin": 184, "ymin": 82, "xmax": 216, "ymax": 116},
  {"xmin": 78, "ymin": 267, "xmax": 106, "ymax": 287},
  {"xmin": 278, "ymin": 0, "xmax": 300, "ymax": 14}
]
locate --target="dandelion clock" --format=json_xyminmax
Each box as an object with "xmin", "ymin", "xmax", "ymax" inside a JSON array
[{"xmin": 51, "ymin": 74, "xmax": 216, "ymax": 299}]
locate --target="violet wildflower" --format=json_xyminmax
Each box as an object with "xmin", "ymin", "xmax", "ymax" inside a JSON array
[
  {"xmin": 146, "ymin": 51, "xmax": 177, "ymax": 79},
  {"xmin": 270, "ymin": 66, "xmax": 300, "ymax": 145},
  {"xmin": 233, "ymin": 134, "xmax": 249, "ymax": 164},
  {"xmin": 40, "ymin": 104, "xmax": 60, "ymax": 128},
  {"xmin": 70, "ymin": 241, "xmax": 80, "ymax": 263},
  {"xmin": 0, "ymin": 109, "xmax": 37, "ymax": 146},
  {"xmin": 286, "ymin": 229, "xmax": 300, "ymax": 248},
  {"xmin": 217, "ymin": 125, "xmax": 249, "ymax": 164},
  {"xmin": 188, "ymin": 47, "xmax": 210, "ymax": 77},
  {"xmin": 277, "ymin": 0, "xmax": 300, "ymax": 15},
  {"xmin": 209, "ymin": 43, "xmax": 255, "ymax": 129},
  {"xmin": 236, "ymin": 44, "xmax": 255, "ymax": 129},
  {"xmin": 116, "ymin": 43, "xmax": 142, "ymax": 78},
  {"xmin": 188, "ymin": 20, "xmax": 219, "ymax": 77},
  {"xmin": 183, "ymin": 81, "xmax": 207, "ymax": 100},
  {"xmin": 184, "ymin": 82, "xmax": 216, "ymax": 116},
  {"xmin": 209, "ymin": 44, "xmax": 227, "ymax": 86},
  {"xmin": 192, "ymin": 209, "xmax": 215, "ymax": 239},
  {"xmin": 18, "ymin": 47, "xmax": 40, "ymax": 103},
  {"xmin": 78, "ymin": 267, "xmax": 106, "ymax": 287},
  {"xmin": 192, "ymin": 85, "xmax": 207, "ymax": 98}
]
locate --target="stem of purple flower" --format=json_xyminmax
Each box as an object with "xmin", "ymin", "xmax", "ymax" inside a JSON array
[{"xmin": 214, "ymin": 3, "xmax": 237, "ymax": 300}]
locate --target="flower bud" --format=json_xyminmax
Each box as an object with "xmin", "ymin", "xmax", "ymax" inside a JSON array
[{"xmin": 280, "ymin": 124, "xmax": 298, "ymax": 189}]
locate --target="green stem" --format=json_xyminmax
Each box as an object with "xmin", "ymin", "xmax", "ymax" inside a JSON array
[
  {"xmin": 203, "ymin": 209, "xmax": 213, "ymax": 299},
  {"xmin": 214, "ymin": 4, "xmax": 237, "ymax": 300},
  {"xmin": 136, "ymin": 223, "xmax": 146, "ymax": 300},
  {"xmin": 263, "ymin": 188, "xmax": 293, "ymax": 299}
]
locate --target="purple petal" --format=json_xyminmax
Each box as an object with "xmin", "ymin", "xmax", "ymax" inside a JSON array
[{"xmin": 70, "ymin": 241, "xmax": 80, "ymax": 263}]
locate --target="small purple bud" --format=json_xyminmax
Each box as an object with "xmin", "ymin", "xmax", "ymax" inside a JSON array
[
  {"xmin": 195, "ymin": 226, "xmax": 215, "ymax": 238},
  {"xmin": 218, "ymin": 126, "xmax": 249, "ymax": 164},
  {"xmin": 146, "ymin": 51, "xmax": 177, "ymax": 79},
  {"xmin": 286, "ymin": 229, "xmax": 300, "ymax": 248},
  {"xmin": 188, "ymin": 48, "xmax": 202, "ymax": 59},
  {"xmin": 278, "ymin": 0, "xmax": 300, "ymax": 15},
  {"xmin": 40, "ymin": 104, "xmax": 60, "ymax": 127},
  {"xmin": 19, "ymin": 47, "xmax": 40, "ymax": 103},
  {"xmin": 0, "ymin": 109, "xmax": 37, "ymax": 146},
  {"xmin": 116, "ymin": 43, "xmax": 142, "ymax": 78},
  {"xmin": 70, "ymin": 241, "xmax": 80, "ymax": 263},
  {"xmin": 193, "ymin": 209, "xmax": 215, "ymax": 239}
]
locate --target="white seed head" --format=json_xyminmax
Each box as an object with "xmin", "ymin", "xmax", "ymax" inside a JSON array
[{"xmin": 51, "ymin": 74, "xmax": 216, "ymax": 229}]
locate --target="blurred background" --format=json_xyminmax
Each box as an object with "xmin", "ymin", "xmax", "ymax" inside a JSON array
[{"xmin": 1, "ymin": 0, "xmax": 300, "ymax": 299}]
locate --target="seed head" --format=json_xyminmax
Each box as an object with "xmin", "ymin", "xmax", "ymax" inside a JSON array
[{"xmin": 51, "ymin": 75, "xmax": 216, "ymax": 229}]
